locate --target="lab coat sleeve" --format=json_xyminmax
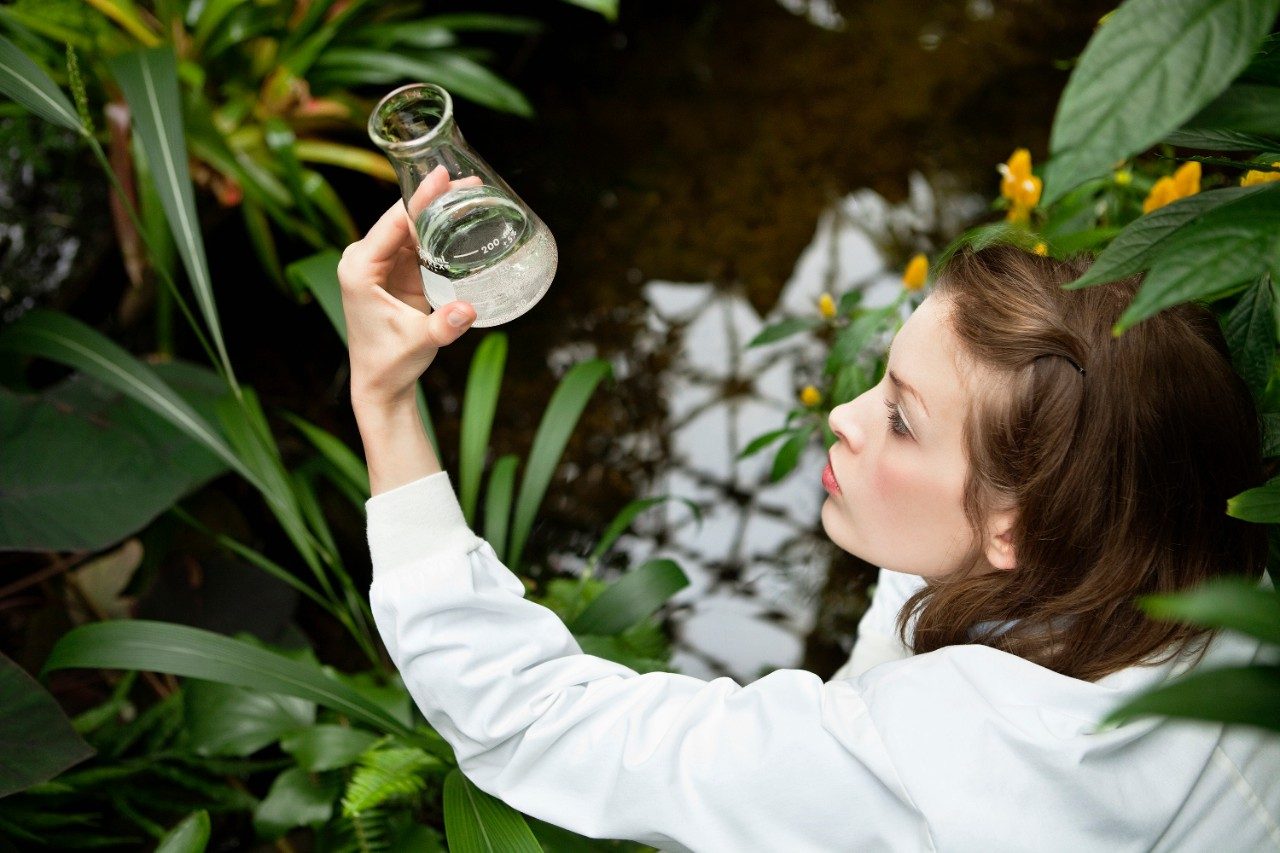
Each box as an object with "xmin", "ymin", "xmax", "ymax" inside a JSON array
[
  {"xmin": 367, "ymin": 472, "xmax": 928, "ymax": 852},
  {"xmin": 830, "ymin": 567, "xmax": 926, "ymax": 681}
]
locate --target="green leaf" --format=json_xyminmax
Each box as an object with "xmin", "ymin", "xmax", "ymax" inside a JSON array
[
  {"xmin": 587, "ymin": 496, "xmax": 702, "ymax": 568},
  {"xmin": 413, "ymin": 13, "xmax": 544, "ymax": 34},
  {"xmin": 442, "ymin": 768, "xmax": 541, "ymax": 853},
  {"xmin": 254, "ymin": 767, "xmax": 338, "ymax": 841},
  {"xmin": 1114, "ymin": 186, "xmax": 1280, "ymax": 331},
  {"xmin": 574, "ymin": 634, "xmax": 670, "ymax": 673},
  {"xmin": 0, "ymin": 310, "xmax": 262, "ymax": 491},
  {"xmin": 1224, "ymin": 274, "xmax": 1278, "ymax": 400},
  {"xmin": 280, "ymin": 725, "xmax": 380, "ymax": 772},
  {"xmin": 42, "ymin": 621, "xmax": 413, "ymax": 738},
  {"xmin": 1067, "ymin": 186, "xmax": 1264, "ymax": 290},
  {"xmin": 0, "ymin": 34, "xmax": 83, "ymax": 132},
  {"xmin": 739, "ymin": 427, "xmax": 794, "ymax": 460},
  {"xmin": 286, "ymin": 250, "xmax": 347, "ymax": 343},
  {"xmin": 569, "ymin": 559, "xmax": 689, "ymax": 636},
  {"xmin": 507, "ymin": 359, "xmax": 611, "ymax": 570},
  {"xmin": 557, "ymin": 0, "xmax": 619, "ymax": 20},
  {"xmin": 1186, "ymin": 83, "xmax": 1280, "ymax": 137},
  {"xmin": 343, "ymin": 746, "xmax": 440, "ymax": 816},
  {"xmin": 1139, "ymin": 576, "xmax": 1280, "ymax": 645},
  {"xmin": 1043, "ymin": 0, "xmax": 1280, "ymax": 204},
  {"xmin": 1228, "ymin": 476, "xmax": 1280, "ymax": 522},
  {"xmin": 313, "ymin": 49, "xmax": 532, "ymax": 117},
  {"xmin": 283, "ymin": 412, "xmax": 370, "ymax": 499},
  {"xmin": 155, "ymin": 810, "xmax": 210, "ymax": 853},
  {"xmin": 108, "ymin": 47, "xmax": 235, "ymax": 384},
  {"xmin": 460, "ymin": 333, "xmax": 507, "ymax": 524},
  {"xmin": 770, "ymin": 427, "xmax": 812, "ymax": 482},
  {"xmin": 0, "ymin": 651, "xmax": 94, "ymax": 798},
  {"xmin": 1164, "ymin": 127, "xmax": 1280, "ymax": 150},
  {"xmin": 483, "ymin": 454, "xmax": 518, "ymax": 558},
  {"xmin": 1262, "ymin": 413, "xmax": 1280, "ymax": 457},
  {"xmin": 1102, "ymin": 665, "xmax": 1280, "ymax": 732},
  {"xmin": 183, "ymin": 680, "xmax": 316, "ymax": 757},
  {"xmin": 0, "ymin": 362, "xmax": 230, "ymax": 551},
  {"xmin": 746, "ymin": 317, "xmax": 819, "ymax": 348}
]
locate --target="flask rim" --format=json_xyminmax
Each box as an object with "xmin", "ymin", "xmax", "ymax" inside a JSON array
[{"xmin": 367, "ymin": 83, "xmax": 454, "ymax": 154}]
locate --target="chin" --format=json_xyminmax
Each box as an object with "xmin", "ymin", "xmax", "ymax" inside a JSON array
[{"xmin": 819, "ymin": 501, "xmax": 859, "ymax": 558}]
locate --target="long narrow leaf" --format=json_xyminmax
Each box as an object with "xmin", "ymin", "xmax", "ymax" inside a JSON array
[
  {"xmin": 508, "ymin": 360, "xmax": 611, "ymax": 570},
  {"xmin": 109, "ymin": 47, "xmax": 236, "ymax": 388},
  {"xmin": 443, "ymin": 769, "xmax": 541, "ymax": 853},
  {"xmin": 484, "ymin": 455, "xmax": 518, "ymax": 558},
  {"xmin": 1102, "ymin": 665, "xmax": 1280, "ymax": 732},
  {"xmin": 459, "ymin": 334, "xmax": 507, "ymax": 524},
  {"xmin": 42, "ymin": 621, "xmax": 412, "ymax": 738},
  {"xmin": 1139, "ymin": 577, "xmax": 1280, "ymax": 645},
  {"xmin": 0, "ymin": 310, "xmax": 262, "ymax": 490},
  {"xmin": 0, "ymin": 34, "xmax": 83, "ymax": 133},
  {"xmin": 283, "ymin": 412, "xmax": 370, "ymax": 499},
  {"xmin": 587, "ymin": 497, "xmax": 702, "ymax": 569},
  {"xmin": 569, "ymin": 559, "xmax": 690, "ymax": 636}
]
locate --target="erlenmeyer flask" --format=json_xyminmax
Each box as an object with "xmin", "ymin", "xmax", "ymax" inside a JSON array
[{"xmin": 368, "ymin": 83, "xmax": 558, "ymax": 327}]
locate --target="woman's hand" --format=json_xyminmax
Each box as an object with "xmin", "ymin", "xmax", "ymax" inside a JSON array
[{"xmin": 338, "ymin": 165, "xmax": 483, "ymax": 410}]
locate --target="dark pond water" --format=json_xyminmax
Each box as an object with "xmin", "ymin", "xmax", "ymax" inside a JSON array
[{"xmin": 5, "ymin": 0, "xmax": 1114, "ymax": 681}]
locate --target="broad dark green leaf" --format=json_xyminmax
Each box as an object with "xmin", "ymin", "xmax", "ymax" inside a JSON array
[
  {"xmin": 460, "ymin": 333, "xmax": 507, "ymax": 524},
  {"xmin": 1241, "ymin": 31, "xmax": 1280, "ymax": 84},
  {"xmin": 1262, "ymin": 413, "xmax": 1280, "ymax": 457},
  {"xmin": 42, "ymin": 621, "xmax": 413, "ymax": 738},
  {"xmin": 155, "ymin": 810, "xmax": 211, "ymax": 853},
  {"xmin": 1228, "ymin": 476, "xmax": 1280, "ymax": 522},
  {"xmin": 1187, "ymin": 83, "xmax": 1280, "ymax": 137},
  {"xmin": 1224, "ymin": 274, "xmax": 1279, "ymax": 400},
  {"xmin": 253, "ymin": 767, "xmax": 338, "ymax": 841},
  {"xmin": 280, "ymin": 724, "xmax": 379, "ymax": 772},
  {"xmin": 0, "ymin": 362, "xmax": 230, "ymax": 551},
  {"xmin": 1164, "ymin": 127, "xmax": 1280, "ymax": 150},
  {"xmin": 569, "ymin": 559, "xmax": 690, "ymax": 636},
  {"xmin": 184, "ymin": 680, "xmax": 316, "ymax": 757},
  {"xmin": 1139, "ymin": 576, "xmax": 1280, "ymax": 645},
  {"xmin": 746, "ymin": 317, "xmax": 819, "ymax": 348},
  {"xmin": 574, "ymin": 634, "xmax": 671, "ymax": 673},
  {"xmin": 1066, "ymin": 186, "xmax": 1262, "ymax": 289},
  {"xmin": 508, "ymin": 359, "xmax": 611, "ymax": 570},
  {"xmin": 770, "ymin": 427, "xmax": 811, "ymax": 482},
  {"xmin": 0, "ymin": 652, "xmax": 93, "ymax": 798},
  {"xmin": 443, "ymin": 769, "xmax": 541, "ymax": 853},
  {"xmin": 0, "ymin": 34, "xmax": 82, "ymax": 132},
  {"xmin": 1102, "ymin": 665, "xmax": 1280, "ymax": 732},
  {"xmin": 109, "ymin": 48, "xmax": 234, "ymax": 381},
  {"xmin": 1115, "ymin": 186, "xmax": 1280, "ymax": 331},
  {"xmin": 286, "ymin": 250, "xmax": 347, "ymax": 343},
  {"xmin": 1044, "ymin": 0, "xmax": 1280, "ymax": 204},
  {"xmin": 483, "ymin": 454, "xmax": 518, "ymax": 559}
]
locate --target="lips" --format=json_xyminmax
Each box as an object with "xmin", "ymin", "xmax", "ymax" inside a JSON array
[{"xmin": 822, "ymin": 455, "xmax": 841, "ymax": 494}]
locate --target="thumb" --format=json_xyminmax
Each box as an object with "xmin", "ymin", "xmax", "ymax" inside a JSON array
[{"xmin": 426, "ymin": 300, "xmax": 477, "ymax": 347}]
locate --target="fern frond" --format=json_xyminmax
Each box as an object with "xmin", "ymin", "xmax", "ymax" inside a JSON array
[{"xmin": 341, "ymin": 747, "xmax": 439, "ymax": 817}]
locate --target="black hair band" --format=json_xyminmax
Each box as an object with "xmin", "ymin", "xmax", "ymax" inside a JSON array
[{"xmin": 1035, "ymin": 353, "xmax": 1086, "ymax": 376}]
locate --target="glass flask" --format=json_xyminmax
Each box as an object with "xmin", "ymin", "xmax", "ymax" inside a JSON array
[{"xmin": 368, "ymin": 83, "xmax": 558, "ymax": 327}]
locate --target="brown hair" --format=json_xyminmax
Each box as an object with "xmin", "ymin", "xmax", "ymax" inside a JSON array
[{"xmin": 896, "ymin": 243, "xmax": 1267, "ymax": 682}]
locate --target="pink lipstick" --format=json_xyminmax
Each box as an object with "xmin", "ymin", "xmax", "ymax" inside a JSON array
[{"xmin": 822, "ymin": 456, "xmax": 841, "ymax": 494}]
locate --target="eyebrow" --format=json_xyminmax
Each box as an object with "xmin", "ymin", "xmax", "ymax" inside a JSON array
[{"xmin": 888, "ymin": 370, "xmax": 929, "ymax": 418}]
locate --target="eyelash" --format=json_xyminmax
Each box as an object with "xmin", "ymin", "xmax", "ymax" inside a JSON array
[{"xmin": 884, "ymin": 399, "xmax": 911, "ymax": 437}]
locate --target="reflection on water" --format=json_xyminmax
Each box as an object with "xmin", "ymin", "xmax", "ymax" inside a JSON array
[{"xmin": 579, "ymin": 171, "xmax": 985, "ymax": 682}]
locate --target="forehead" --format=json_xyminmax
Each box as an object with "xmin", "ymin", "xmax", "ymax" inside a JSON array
[{"xmin": 891, "ymin": 296, "xmax": 973, "ymax": 430}]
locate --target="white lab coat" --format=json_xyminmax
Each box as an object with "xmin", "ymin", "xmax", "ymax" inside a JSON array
[{"xmin": 367, "ymin": 471, "xmax": 1280, "ymax": 851}]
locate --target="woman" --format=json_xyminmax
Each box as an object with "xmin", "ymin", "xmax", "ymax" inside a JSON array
[{"xmin": 339, "ymin": 166, "xmax": 1280, "ymax": 851}]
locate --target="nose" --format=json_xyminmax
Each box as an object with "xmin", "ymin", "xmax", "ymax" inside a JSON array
[{"xmin": 828, "ymin": 397, "xmax": 866, "ymax": 454}]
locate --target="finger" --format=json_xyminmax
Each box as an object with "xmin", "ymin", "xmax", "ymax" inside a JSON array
[{"xmin": 424, "ymin": 300, "xmax": 477, "ymax": 346}]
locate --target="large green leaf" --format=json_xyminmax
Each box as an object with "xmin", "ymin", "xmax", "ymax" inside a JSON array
[
  {"xmin": 0, "ymin": 362, "xmax": 230, "ymax": 551},
  {"xmin": 1114, "ymin": 186, "xmax": 1280, "ymax": 331},
  {"xmin": 1164, "ymin": 127, "xmax": 1280, "ymax": 150},
  {"xmin": 286, "ymin": 250, "xmax": 348, "ymax": 343},
  {"xmin": 507, "ymin": 359, "xmax": 611, "ymax": 570},
  {"xmin": 108, "ymin": 47, "xmax": 235, "ymax": 384},
  {"xmin": 459, "ymin": 333, "xmax": 507, "ymax": 524},
  {"xmin": 1067, "ymin": 186, "xmax": 1265, "ymax": 290},
  {"xmin": 254, "ymin": 767, "xmax": 339, "ymax": 841},
  {"xmin": 442, "ymin": 769, "xmax": 541, "ymax": 853},
  {"xmin": 1139, "ymin": 577, "xmax": 1280, "ymax": 645},
  {"xmin": 1102, "ymin": 665, "xmax": 1280, "ymax": 732},
  {"xmin": 1043, "ymin": 0, "xmax": 1280, "ymax": 204},
  {"xmin": 1186, "ymin": 83, "xmax": 1280, "ymax": 136},
  {"xmin": 184, "ymin": 680, "xmax": 316, "ymax": 757},
  {"xmin": 280, "ymin": 724, "xmax": 379, "ymax": 772},
  {"xmin": 0, "ymin": 651, "xmax": 94, "ymax": 798},
  {"xmin": 42, "ymin": 621, "xmax": 413, "ymax": 738},
  {"xmin": 155, "ymin": 810, "xmax": 211, "ymax": 853},
  {"xmin": 0, "ymin": 34, "xmax": 82, "ymax": 133},
  {"xmin": 1224, "ymin": 274, "xmax": 1280, "ymax": 400},
  {"xmin": 569, "ymin": 559, "xmax": 689, "ymax": 636},
  {"xmin": 1228, "ymin": 475, "xmax": 1280, "ymax": 522},
  {"xmin": 0, "ymin": 310, "xmax": 262, "ymax": 491}
]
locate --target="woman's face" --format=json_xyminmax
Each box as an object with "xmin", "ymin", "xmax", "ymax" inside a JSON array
[{"xmin": 822, "ymin": 295, "xmax": 988, "ymax": 578}]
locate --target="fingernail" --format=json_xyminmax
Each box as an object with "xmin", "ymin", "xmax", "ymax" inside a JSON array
[{"xmin": 448, "ymin": 309, "xmax": 470, "ymax": 327}]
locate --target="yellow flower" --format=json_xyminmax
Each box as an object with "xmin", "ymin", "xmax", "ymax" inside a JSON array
[
  {"xmin": 902, "ymin": 253, "xmax": 929, "ymax": 291},
  {"xmin": 818, "ymin": 292, "xmax": 836, "ymax": 319},
  {"xmin": 800, "ymin": 385, "xmax": 822, "ymax": 408},
  {"xmin": 1113, "ymin": 168, "xmax": 1132, "ymax": 187},
  {"xmin": 998, "ymin": 148, "xmax": 1042, "ymax": 223},
  {"xmin": 1143, "ymin": 161, "xmax": 1201, "ymax": 214},
  {"xmin": 1241, "ymin": 162, "xmax": 1280, "ymax": 187},
  {"xmin": 1033, "ymin": 241, "xmax": 1048, "ymax": 256}
]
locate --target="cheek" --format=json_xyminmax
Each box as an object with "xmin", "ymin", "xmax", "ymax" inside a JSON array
[{"xmin": 871, "ymin": 451, "xmax": 963, "ymax": 525}]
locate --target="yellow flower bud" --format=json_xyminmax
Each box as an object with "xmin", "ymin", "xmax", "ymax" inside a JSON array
[
  {"xmin": 998, "ymin": 148, "xmax": 1034, "ymax": 202},
  {"xmin": 1241, "ymin": 162, "xmax": 1280, "ymax": 187},
  {"xmin": 1142, "ymin": 176, "xmax": 1177, "ymax": 214},
  {"xmin": 1113, "ymin": 169, "xmax": 1132, "ymax": 186},
  {"xmin": 818, "ymin": 292, "xmax": 836, "ymax": 319},
  {"xmin": 1173, "ymin": 161, "xmax": 1200, "ymax": 198},
  {"xmin": 1033, "ymin": 241, "xmax": 1048, "ymax": 256},
  {"xmin": 902, "ymin": 253, "xmax": 929, "ymax": 291},
  {"xmin": 800, "ymin": 385, "xmax": 822, "ymax": 408}
]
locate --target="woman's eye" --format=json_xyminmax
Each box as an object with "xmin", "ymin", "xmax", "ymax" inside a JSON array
[{"xmin": 884, "ymin": 399, "xmax": 911, "ymax": 437}]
